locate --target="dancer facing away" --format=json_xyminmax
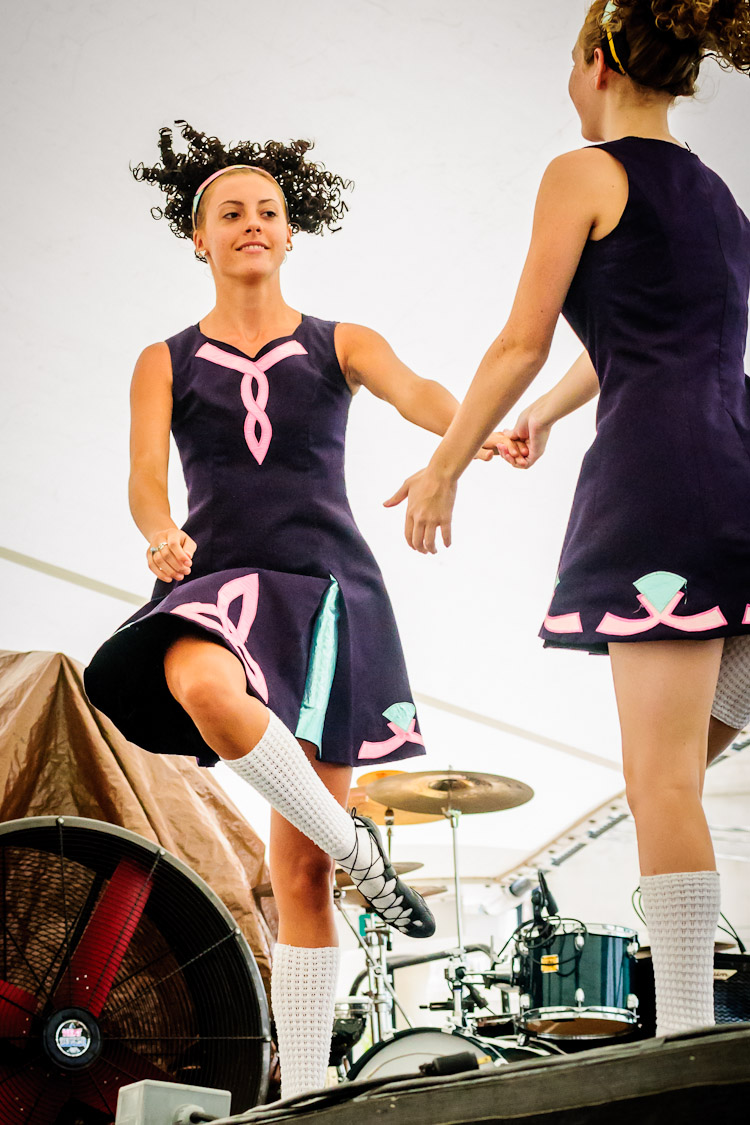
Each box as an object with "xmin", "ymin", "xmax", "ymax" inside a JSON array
[
  {"xmin": 388, "ymin": 0, "xmax": 750, "ymax": 1037},
  {"xmin": 85, "ymin": 123, "xmax": 502, "ymax": 1098}
]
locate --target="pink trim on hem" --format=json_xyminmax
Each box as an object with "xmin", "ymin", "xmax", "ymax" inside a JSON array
[
  {"xmin": 543, "ymin": 611, "xmax": 583, "ymax": 634},
  {"xmin": 358, "ymin": 719, "xmax": 425, "ymax": 760},
  {"xmin": 597, "ymin": 592, "xmax": 727, "ymax": 637}
]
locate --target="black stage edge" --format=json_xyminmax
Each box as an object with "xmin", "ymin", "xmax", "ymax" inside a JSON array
[{"xmin": 246, "ymin": 1025, "xmax": 750, "ymax": 1124}]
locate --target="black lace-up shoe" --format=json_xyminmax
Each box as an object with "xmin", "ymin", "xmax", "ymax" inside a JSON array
[{"xmin": 343, "ymin": 813, "xmax": 436, "ymax": 939}]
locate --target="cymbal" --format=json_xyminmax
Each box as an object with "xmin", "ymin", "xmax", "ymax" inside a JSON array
[
  {"xmin": 336, "ymin": 884, "xmax": 447, "ymax": 910},
  {"xmin": 347, "ymin": 783, "xmax": 442, "ymax": 826},
  {"xmin": 335, "ymin": 862, "xmax": 423, "ymax": 889},
  {"xmin": 254, "ymin": 861, "xmax": 424, "ymax": 900},
  {"xmin": 366, "ymin": 770, "xmax": 534, "ymax": 816}
]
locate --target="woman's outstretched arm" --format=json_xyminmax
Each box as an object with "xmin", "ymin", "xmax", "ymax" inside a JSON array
[
  {"xmin": 335, "ymin": 323, "xmax": 502, "ymax": 459},
  {"xmin": 499, "ymin": 349, "xmax": 599, "ymax": 468},
  {"xmin": 129, "ymin": 342, "xmax": 194, "ymax": 583},
  {"xmin": 386, "ymin": 147, "xmax": 618, "ymax": 552}
]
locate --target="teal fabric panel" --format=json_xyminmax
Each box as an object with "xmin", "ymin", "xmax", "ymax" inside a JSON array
[{"xmin": 295, "ymin": 578, "xmax": 341, "ymax": 748}]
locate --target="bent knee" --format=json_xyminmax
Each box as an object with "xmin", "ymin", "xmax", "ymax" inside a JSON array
[{"xmin": 165, "ymin": 644, "xmax": 246, "ymax": 723}]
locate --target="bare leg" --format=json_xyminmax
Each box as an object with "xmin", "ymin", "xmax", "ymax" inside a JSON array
[
  {"xmin": 610, "ymin": 638, "xmax": 722, "ymax": 875},
  {"xmin": 610, "ymin": 639, "xmax": 723, "ymax": 1035},
  {"xmin": 270, "ymin": 744, "xmax": 352, "ymax": 947},
  {"xmin": 163, "ymin": 632, "xmax": 434, "ymax": 939},
  {"xmin": 164, "ymin": 635, "xmax": 356, "ymax": 1094}
]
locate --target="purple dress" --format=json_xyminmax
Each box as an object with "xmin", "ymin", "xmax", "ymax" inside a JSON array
[
  {"xmin": 85, "ymin": 316, "xmax": 426, "ymax": 768},
  {"xmin": 540, "ymin": 138, "xmax": 750, "ymax": 653}
]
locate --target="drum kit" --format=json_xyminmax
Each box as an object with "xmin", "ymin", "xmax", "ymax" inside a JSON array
[
  {"xmin": 327, "ymin": 766, "xmax": 646, "ymax": 1080},
  {"xmin": 258, "ymin": 765, "xmax": 647, "ymax": 1080}
]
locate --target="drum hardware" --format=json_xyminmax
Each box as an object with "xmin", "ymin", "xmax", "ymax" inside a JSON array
[
  {"xmin": 365, "ymin": 770, "xmax": 535, "ymax": 818},
  {"xmin": 350, "ymin": 770, "xmax": 442, "ymax": 853},
  {"xmin": 511, "ymin": 915, "xmax": 641, "ymax": 1041},
  {"xmin": 345, "ymin": 1026, "xmax": 561, "ymax": 1081},
  {"xmin": 365, "ymin": 768, "xmax": 535, "ymax": 1025},
  {"xmin": 333, "ymin": 895, "xmax": 412, "ymax": 1044},
  {"xmin": 330, "ymin": 997, "xmax": 373, "ymax": 1073}
]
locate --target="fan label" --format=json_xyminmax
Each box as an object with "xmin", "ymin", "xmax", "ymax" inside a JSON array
[{"xmin": 56, "ymin": 1019, "xmax": 91, "ymax": 1057}]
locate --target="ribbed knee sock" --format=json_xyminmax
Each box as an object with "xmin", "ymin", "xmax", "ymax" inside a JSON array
[
  {"xmin": 225, "ymin": 711, "xmax": 417, "ymax": 929},
  {"xmin": 226, "ymin": 711, "xmax": 358, "ymax": 857},
  {"xmin": 271, "ymin": 944, "xmax": 339, "ymax": 1098},
  {"xmin": 712, "ymin": 634, "xmax": 750, "ymax": 730},
  {"xmin": 640, "ymin": 870, "xmax": 720, "ymax": 1036}
]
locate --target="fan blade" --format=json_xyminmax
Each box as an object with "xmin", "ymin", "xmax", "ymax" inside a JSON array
[
  {"xmin": 56, "ymin": 859, "xmax": 153, "ymax": 1017},
  {"xmin": 72, "ymin": 1042, "xmax": 171, "ymax": 1114},
  {"xmin": 0, "ymin": 1062, "xmax": 70, "ymax": 1125},
  {"xmin": 0, "ymin": 981, "xmax": 38, "ymax": 1042}
]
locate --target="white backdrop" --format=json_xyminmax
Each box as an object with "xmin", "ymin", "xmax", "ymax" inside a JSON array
[{"xmin": 2, "ymin": 0, "xmax": 750, "ymax": 973}]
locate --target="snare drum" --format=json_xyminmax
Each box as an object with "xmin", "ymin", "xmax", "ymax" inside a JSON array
[
  {"xmin": 513, "ymin": 922, "xmax": 639, "ymax": 1040},
  {"xmin": 346, "ymin": 1026, "xmax": 556, "ymax": 1081}
]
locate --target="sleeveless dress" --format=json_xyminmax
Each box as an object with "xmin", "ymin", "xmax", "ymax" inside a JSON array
[
  {"xmin": 84, "ymin": 316, "xmax": 427, "ymax": 768},
  {"xmin": 540, "ymin": 137, "xmax": 750, "ymax": 654}
]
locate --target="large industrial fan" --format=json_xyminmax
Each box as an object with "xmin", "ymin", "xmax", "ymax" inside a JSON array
[{"xmin": 0, "ymin": 816, "xmax": 271, "ymax": 1124}]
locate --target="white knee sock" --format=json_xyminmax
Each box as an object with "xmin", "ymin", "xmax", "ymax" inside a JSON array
[
  {"xmin": 712, "ymin": 634, "xmax": 750, "ymax": 730},
  {"xmin": 271, "ymin": 944, "xmax": 339, "ymax": 1098},
  {"xmin": 640, "ymin": 870, "xmax": 720, "ymax": 1036},
  {"xmin": 225, "ymin": 712, "xmax": 413, "ymax": 925},
  {"xmin": 227, "ymin": 712, "xmax": 357, "ymax": 857}
]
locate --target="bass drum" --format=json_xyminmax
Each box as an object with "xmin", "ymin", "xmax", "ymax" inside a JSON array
[{"xmin": 346, "ymin": 1027, "xmax": 556, "ymax": 1081}]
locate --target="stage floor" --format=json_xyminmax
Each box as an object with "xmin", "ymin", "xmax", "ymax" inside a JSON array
[{"xmin": 243, "ymin": 1024, "xmax": 750, "ymax": 1125}]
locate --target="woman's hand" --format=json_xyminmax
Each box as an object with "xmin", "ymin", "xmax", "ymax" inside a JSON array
[
  {"xmin": 475, "ymin": 432, "xmax": 507, "ymax": 461},
  {"xmin": 495, "ymin": 405, "xmax": 552, "ymax": 469},
  {"xmin": 384, "ymin": 468, "xmax": 457, "ymax": 553},
  {"xmin": 147, "ymin": 529, "xmax": 196, "ymax": 583}
]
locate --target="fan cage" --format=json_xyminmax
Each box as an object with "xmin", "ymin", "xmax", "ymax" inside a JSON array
[{"xmin": 0, "ymin": 816, "xmax": 270, "ymax": 1124}]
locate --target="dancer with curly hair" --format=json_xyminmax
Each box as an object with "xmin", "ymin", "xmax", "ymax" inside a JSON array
[
  {"xmin": 389, "ymin": 0, "xmax": 750, "ymax": 1036},
  {"xmin": 85, "ymin": 122, "xmax": 503, "ymax": 1097}
]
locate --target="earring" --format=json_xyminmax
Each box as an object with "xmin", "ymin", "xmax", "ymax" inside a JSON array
[{"xmin": 286, "ymin": 242, "xmax": 293, "ymax": 251}]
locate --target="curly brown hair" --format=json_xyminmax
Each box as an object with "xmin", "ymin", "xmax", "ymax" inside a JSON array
[
  {"xmin": 580, "ymin": 0, "xmax": 750, "ymax": 96},
  {"xmin": 132, "ymin": 120, "xmax": 353, "ymax": 246}
]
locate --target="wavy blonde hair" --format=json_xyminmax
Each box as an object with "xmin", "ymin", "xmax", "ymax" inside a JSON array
[{"xmin": 579, "ymin": 0, "xmax": 750, "ymax": 96}]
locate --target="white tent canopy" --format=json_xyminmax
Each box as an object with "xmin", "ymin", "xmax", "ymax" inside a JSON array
[{"xmin": 2, "ymin": 1, "xmax": 749, "ymax": 985}]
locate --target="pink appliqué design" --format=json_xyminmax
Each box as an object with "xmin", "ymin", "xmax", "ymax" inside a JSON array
[
  {"xmin": 543, "ymin": 611, "xmax": 583, "ymax": 634},
  {"xmin": 358, "ymin": 719, "xmax": 425, "ymax": 761},
  {"xmin": 196, "ymin": 340, "xmax": 308, "ymax": 465},
  {"xmin": 171, "ymin": 574, "xmax": 269, "ymax": 701},
  {"xmin": 597, "ymin": 592, "xmax": 727, "ymax": 636},
  {"xmin": 744, "ymin": 606, "xmax": 750, "ymax": 625}
]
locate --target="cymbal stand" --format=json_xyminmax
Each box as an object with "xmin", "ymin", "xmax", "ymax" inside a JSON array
[
  {"xmin": 384, "ymin": 808, "xmax": 395, "ymax": 860},
  {"xmin": 443, "ymin": 806, "xmax": 473, "ymax": 1029},
  {"xmin": 445, "ymin": 807, "xmax": 465, "ymax": 958},
  {"xmin": 334, "ymin": 896, "xmax": 412, "ymax": 1043}
]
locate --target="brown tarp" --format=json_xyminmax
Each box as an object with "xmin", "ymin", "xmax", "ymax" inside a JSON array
[{"xmin": 0, "ymin": 648, "xmax": 277, "ymax": 1001}]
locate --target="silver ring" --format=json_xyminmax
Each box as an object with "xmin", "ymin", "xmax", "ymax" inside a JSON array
[{"xmin": 150, "ymin": 541, "xmax": 169, "ymax": 556}]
